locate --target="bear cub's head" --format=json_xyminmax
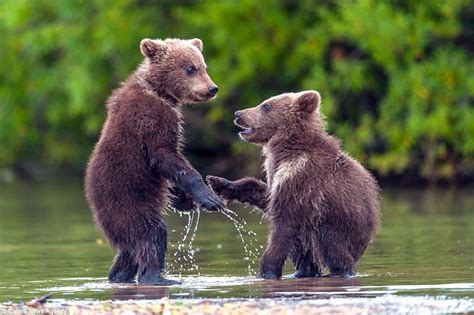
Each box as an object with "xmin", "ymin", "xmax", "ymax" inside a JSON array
[
  {"xmin": 140, "ymin": 38, "xmax": 218, "ymax": 104},
  {"xmin": 234, "ymin": 90, "xmax": 321, "ymax": 144}
]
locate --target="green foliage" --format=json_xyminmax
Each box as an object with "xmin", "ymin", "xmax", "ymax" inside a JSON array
[
  {"xmin": 0, "ymin": 0, "xmax": 473, "ymax": 183},
  {"xmin": 0, "ymin": 0, "xmax": 167, "ymax": 167}
]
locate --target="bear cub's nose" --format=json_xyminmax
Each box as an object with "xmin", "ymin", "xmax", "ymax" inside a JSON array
[
  {"xmin": 209, "ymin": 86, "xmax": 219, "ymax": 96},
  {"xmin": 234, "ymin": 111, "xmax": 242, "ymax": 119}
]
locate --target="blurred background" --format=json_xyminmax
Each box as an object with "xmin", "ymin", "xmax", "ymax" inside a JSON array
[
  {"xmin": 1, "ymin": 0, "xmax": 473, "ymax": 185},
  {"xmin": 1, "ymin": 1, "xmax": 474, "ymax": 304}
]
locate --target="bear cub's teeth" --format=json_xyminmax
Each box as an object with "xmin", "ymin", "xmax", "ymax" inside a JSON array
[{"xmin": 239, "ymin": 128, "xmax": 254, "ymax": 135}]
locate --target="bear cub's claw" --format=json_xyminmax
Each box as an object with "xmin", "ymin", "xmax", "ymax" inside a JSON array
[
  {"xmin": 206, "ymin": 176, "xmax": 229, "ymax": 193},
  {"xmin": 206, "ymin": 176, "xmax": 235, "ymax": 200},
  {"xmin": 192, "ymin": 184, "xmax": 225, "ymax": 212}
]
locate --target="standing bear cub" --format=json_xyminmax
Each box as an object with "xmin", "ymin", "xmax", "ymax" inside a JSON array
[
  {"xmin": 208, "ymin": 91, "xmax": 380, "ymax": 279},
  {"xmin": 85, "ymin": 38, "xmax": 224, "ymax": 285}
]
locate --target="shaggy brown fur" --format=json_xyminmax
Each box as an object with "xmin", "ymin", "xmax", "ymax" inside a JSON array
[
  {"xmin": 85, "ymin": 38, "xmax": 224, "ymax": 285},
  {"xmin": 208, "ymin": 91, "xmax": 380, "ymax": 279}
]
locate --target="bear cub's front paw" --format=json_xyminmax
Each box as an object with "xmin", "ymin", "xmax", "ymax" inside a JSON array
[
  {"xmin": 192, "ymin": 185, "xmax": 225, "ymax": 212},
  {"xmin": 206, "ymin": 176, "xmax": 235, "ymax": 200},
  {"xmin": 257, "ymin": 270, "xmax": 280, "ymax": 280},
  {"xmin": 168, "ymin": 186, "xmax": 196, "ymax": 212}
]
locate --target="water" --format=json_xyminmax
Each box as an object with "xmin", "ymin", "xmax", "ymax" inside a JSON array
[
  {"xmin": 170, "ymin": 208, "xmax": 201, "ymax": 274},
  {"xmin": 0, "ymin": 180, "xmax": 473, "ymax": 309},
  {"xmin": 219, "ymin": 208, "xmax": 260, "ymax": 275}
]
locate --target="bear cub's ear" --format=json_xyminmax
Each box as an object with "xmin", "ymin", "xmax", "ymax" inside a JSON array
[
  {"xmin": 189, "ymin": 38, "xmax": 203, "ymax": 52},
  {"xmin": 297, "ymin": 90, "xmax": 321, "ymax": 113},
  {"xmin": 140, "ymin": 38, "xmax": 167, "ymax": 58}
]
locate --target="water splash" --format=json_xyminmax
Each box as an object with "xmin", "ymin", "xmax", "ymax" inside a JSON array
[
  {"xmin": 168, "ymin": 205, "xmax": 260, "ymax": 276},
  {"xmin": 220, "ymin": 208, "xmax": 260, "ymax": 276},
  {"xmin": 187, "ymin": 208, "xmax": 201, "ymax": 269},
  {"xmin": 168, "ymin": 207, "xmax": 201, "ymax": 275}
]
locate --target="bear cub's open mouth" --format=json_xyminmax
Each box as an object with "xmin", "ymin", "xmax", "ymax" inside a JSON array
[
  {"xmin": 234, "ymin": 119, "xmax": 255, "ymax": 135},
  {"xmin": 239, "ymin": 127, "xmax": 254, "ymax": 135}
]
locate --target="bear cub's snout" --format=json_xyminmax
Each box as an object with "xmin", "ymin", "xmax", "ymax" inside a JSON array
[{"xmin": 208, "ymin": 85, "xmax": 219, "ymax": 97}]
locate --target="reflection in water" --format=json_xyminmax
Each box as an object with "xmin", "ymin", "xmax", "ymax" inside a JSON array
[
  {"xmin": 30, "ymin": 276, "xmax": 474, "ymax": 303},
  {"xmin": 251, "ymin": 277, "xmax": 362, "ymax": 298},
  {"xmin": 0, "ymin": 181, "xmax": 473, "ymax": 304},
  {"xmin": 111, "ymin": 285, "xmax": 169, "ymax": 300}
]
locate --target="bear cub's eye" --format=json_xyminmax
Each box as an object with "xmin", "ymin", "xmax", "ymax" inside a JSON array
[
  {"xmin": 186, "ymin": 65, "xmax": 197, "ymax": 75},
  {"xmin": 262, "ymin": 103, "xmax": 272, "ymax": 112}
]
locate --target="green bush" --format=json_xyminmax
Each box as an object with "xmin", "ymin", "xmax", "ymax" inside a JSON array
[{"xmin": 0, "ymin": 0, "xmax": 473, "ymax": 183}]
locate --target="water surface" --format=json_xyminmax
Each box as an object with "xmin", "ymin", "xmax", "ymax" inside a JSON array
[{"xmin": 0, "ymin": 180, "xmax": 472, "ymax": 308}]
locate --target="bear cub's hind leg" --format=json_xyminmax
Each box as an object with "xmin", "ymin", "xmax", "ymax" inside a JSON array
[
  {"xmin": 320, "ymin": 224, "xmax": 356, "ymax": 278},
  {"xmin": 136, "ymin": 216, "xmax": 180, "ymax": 285},
  {"xmin": 289, "ymin": 248, "xmax": 321, "ymax": 278},
  {"xmin": 137, "ymin": 263, "xmax": 179, "ymax": 285},
  {"xmin": 108, "ymin": 250, "xmax": 138, "ymax": 283}
]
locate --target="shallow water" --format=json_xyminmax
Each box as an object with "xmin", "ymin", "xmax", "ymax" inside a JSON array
[{"xmin": 0, "ymin": 180, "xmax": 473, "ymax": 308}]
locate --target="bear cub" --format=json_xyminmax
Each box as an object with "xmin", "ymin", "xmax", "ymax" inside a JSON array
[
  {"xmin": 208, "ymin": 91, "xmax": 380, "ymax": 279},
  {"xmin": 85, "ymin": 38, "xmax": 224, "ymax": 285}
]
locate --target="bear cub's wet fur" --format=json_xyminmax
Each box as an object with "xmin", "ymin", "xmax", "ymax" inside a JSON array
[
  {"xmin": 85, "ymin": 38, "xmax": 224, "ymax": 285},
  {"xmin": 208, "ymin": 91, "xmax": 380, "ymax": 279}
]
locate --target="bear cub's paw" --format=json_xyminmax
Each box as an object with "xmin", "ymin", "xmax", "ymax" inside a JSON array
[
  {"xmin": 206, "ymin": 175, "xmax": 235, "ymax": 200},
  {"xmin": 168, "ymin": 186, "xmax": 196, "ymax": 212},
  {"xmin": 191, "ymin": 184, "xmax": 225, "ymax": 212},
  {"xmin": 257, "ymin": 271, "xmax": 280, "ymax": 280}
]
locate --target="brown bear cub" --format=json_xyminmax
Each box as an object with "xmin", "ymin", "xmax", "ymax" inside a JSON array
[
  {"xmin": 85, "ymin": 38, "xmax": 224, "ymax": 285},
  {"xmin": 207, "ymin": 91, "xmax": 380, "ymax": 279}
]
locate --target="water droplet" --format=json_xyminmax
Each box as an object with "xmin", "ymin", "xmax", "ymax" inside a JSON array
[{"xmin": 220, "ymin": 208, "xmax": 261, "ymax": 275}]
